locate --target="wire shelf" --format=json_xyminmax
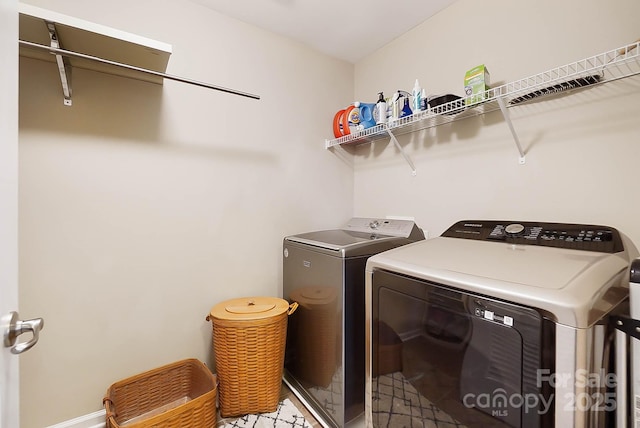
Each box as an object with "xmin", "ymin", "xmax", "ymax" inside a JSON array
[{"xmin": 325, "ymin": 41, "xmax": 640, "ymax": 149}]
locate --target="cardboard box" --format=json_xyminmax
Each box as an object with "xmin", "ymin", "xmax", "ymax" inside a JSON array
[{"xmin": 464, "ymin": 64, "xmax": 490, "ymax": 105}]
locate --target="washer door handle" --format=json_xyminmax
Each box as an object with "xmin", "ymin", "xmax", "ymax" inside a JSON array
[{"xmin": 3, "ymin": 311, "xmax": 44, "ymax": 354}]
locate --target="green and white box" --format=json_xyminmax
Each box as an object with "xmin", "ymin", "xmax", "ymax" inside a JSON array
[{"xmin": 464, "ymin": 64, "xmax": 490, "ymax": 105}]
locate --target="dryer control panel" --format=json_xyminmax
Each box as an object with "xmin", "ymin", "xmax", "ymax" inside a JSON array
[{"xmin": 442, "ymin": 220, "xmax": 624, "ymax": 253}]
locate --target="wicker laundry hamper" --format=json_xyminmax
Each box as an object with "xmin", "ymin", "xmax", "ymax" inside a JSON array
[
  {"xmin": 206, "ymin": 296, "xmax": 298, "ymax": 417},
  {"xmin": 288, "ymin": 286, "xmax": 338, "ymax": 387},
  {"xmin": 103, "ymin": 358, "xmax": 217, "ymax": 428}
]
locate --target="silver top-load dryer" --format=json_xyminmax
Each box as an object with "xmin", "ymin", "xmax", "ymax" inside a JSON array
[{"xmin": 283, "ymin": 217, "xmax": 424, "ymax": 427}]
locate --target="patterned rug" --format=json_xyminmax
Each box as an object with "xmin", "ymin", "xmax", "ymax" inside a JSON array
[
  {"xmin": 373, "ymin": 372, "xmax": 467, "ymax": 428},
  {"xmin": 308, "ymin": 369, "xmax": 342, "ymax": 422},
  {"xmin": 218, "ymin": 398, "xmax": 312, "ymax": 428}
]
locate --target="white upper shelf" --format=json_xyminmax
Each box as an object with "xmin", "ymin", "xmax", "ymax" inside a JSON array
[
  {"xmin": 326, "ymin": 41, "xmax": 640, "ymax": 149},
  {"xmin": 18, "ymin": 2, "xmax": 172, "ymax": 85},
  {"xmin": 18, "ymin": 3, "xmax": 260, "ymax": 101}
]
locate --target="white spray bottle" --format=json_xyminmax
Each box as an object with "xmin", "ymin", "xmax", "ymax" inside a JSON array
[{"xmin": 412, "ymin": 79, "xmax": 423, "ymax": 112}]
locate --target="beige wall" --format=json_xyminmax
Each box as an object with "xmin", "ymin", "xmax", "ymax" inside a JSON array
[
  {"xmin": 18, "ymin": 1, "xmax": 353, "ymax": 426},
  {"xmin": 18, "ymin": 0, "xmax": 640, "ymax": 426},
  {"xmin": 353, "ymin": 0, "xmax": 640, "ymax": 247}
]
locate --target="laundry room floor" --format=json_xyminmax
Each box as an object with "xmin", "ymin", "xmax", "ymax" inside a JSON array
[
  {"xmin": 216, "ymin": 381, "xmax": 365, "ymax": 427},
  {"xmin": 280, "ymin": 383, "xmax": 323, "ymax": 427},
  {"xmin": 280, "ymin": 382, "xmax": 366, "ymax": 428}
]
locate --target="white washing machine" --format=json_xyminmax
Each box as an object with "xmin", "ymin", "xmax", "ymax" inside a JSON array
[
  {"xmin": 282, "ymin": 217, "xmax": 424, "ymax": 427},
  {"xmin": 365, "ymin": 220, "xmax": 638, "ymax": 428}
]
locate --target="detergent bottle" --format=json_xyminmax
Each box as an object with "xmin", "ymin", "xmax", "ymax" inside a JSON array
[
  {"xmin": 356, "ymin": 101, "xmax": 377, "ymax": 129},
  {"xmin": 390, "ymin": 91, "xmax": 400, "ymax": 121},
  {"xmin": 397, "ymin": 90, "xmax": 413, "ymax": 118},
  {"xmin": 374, "ymin": 92, "xmax": 387, "ymax": 124}
]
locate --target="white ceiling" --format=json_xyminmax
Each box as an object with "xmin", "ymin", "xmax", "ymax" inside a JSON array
[{"xmin": 190, "ymin": 0, "xmax": 458, "ymax": 63}]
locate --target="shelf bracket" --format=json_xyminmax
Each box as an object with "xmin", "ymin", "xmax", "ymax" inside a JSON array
[
  {"xmin": 497, "ymin": 97, "xmax": 525, "ymax": 164},
  {"xmin": 386, "ymin": 126, "xmax": 417, "ymax": 176},
  {"xmin": 46, "ymin": 21, "xmax": 72, "ymax": 106}
]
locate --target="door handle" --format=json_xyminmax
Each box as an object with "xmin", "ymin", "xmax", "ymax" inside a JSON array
[{"xmin": 3, "ymin": 311, "xmax": 44, "ymax": 354}]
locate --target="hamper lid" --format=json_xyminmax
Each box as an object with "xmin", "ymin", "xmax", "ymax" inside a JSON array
[{"xmin": 209, "ymin": 296, "xmax": 290, "ymax": 321}]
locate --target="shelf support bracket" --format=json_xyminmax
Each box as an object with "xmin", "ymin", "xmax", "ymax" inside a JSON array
[
  {"xmin": 497, "ymin": 97, "xmax": 525, "ymax": 164},
  {"xmin": 386, "ymin": 126, "xmax": 417, "ymax": 176},
  {"xmin": 46, "ymin": 21, "xmax": 72, "ymax": 106}
]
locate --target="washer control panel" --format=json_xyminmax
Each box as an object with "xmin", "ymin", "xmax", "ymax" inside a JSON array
[
  {"xmin": 441, "ymin": 220, "xmax": 623, "ymax": 253},
  {"xmin": 343, "ymin": 217, "xmax": 423, "ymax": 239}
]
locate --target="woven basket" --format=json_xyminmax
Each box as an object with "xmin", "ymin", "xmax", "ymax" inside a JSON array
[
  {"xmin": 103, "ymin": 359, "xmax": 217, "ymax": 428},
  {"xmin": 207, "ymin": 297, "xmax": 298, "ymax": 418}
]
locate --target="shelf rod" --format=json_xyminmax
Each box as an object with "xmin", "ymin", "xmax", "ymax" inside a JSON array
[
  {"xmin": 18, "ymin": 39, "xmax": 261, "ymax": 100},
  {"xmin": 497, "ymin": 97, "xmax": 526, "ymax": 164},
  {"xmin": 386, "ymin": 126, "xmax": 417, "ymax": 176}
]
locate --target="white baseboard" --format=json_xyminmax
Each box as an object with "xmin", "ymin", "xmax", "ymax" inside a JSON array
[{"xmin": 45, "ymin": 410, "xmax": 106, "ymax": 428}]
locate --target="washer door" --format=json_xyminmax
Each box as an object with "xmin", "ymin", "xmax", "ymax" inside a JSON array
[
  {"xmin": 370, "ymin": 269, "xmax": 549, "ymax": 428},
  {"xmin": 459, "ymin": 316, "xmax": 523, "ymax": 427}
]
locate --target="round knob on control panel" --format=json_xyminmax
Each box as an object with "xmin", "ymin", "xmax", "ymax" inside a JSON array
[
  {"xmin": 369, "ymin": 220, "xmax": 380, "ymax": 229},
  {"xmin": 505, "ymin": 223, "xmax": 525, "ymax": 236}
]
